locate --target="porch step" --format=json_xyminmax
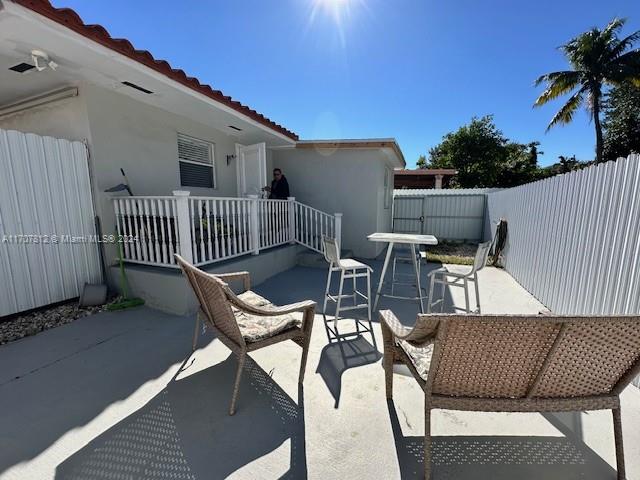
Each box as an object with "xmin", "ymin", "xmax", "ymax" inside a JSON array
[{"xmin": 296, "ymin": 249, "xmax": 353, "ymax": 268}]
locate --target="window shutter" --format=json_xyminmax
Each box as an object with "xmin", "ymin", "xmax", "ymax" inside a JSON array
[
  {"xmin": 178, "ymin": 133, "xmax": 215, "ymax": 188},
  {"xmin": 178, "ymin": 134, "xmax": 212, "ymax": 165}
]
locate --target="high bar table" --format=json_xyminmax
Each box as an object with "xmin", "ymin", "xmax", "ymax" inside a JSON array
[{"xmin": 368, "ymin": 232, "xmax": 438, "ymax": 313}]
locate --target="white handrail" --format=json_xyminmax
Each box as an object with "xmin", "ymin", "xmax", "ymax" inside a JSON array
[
  {"xmin": 293, "ymin": 201, "xmax": 340, "ymax": 254},
  {"xmin": 112, "ymin": 192, "xmax": 342, "ymax": 267}
]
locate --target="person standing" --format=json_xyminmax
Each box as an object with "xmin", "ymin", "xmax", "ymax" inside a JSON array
[{"xmin": 264, "ymin": 168, "xmax": 290, "ymax": 199}]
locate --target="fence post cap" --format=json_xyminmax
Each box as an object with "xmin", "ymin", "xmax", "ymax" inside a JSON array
[
  {"xmin": 288, "ymin": 196, "xmax": 295, "ymax": 201},
  {"xmin": 334, "ymin": 213, "xmax": 343, "ymax": 217},
  {"xmin": 247, "ymin": 194, "xmax": 259, "ymax": 199},
  {"xmin": 172, "ymin": 190, "xmax": 190, "ymax": 197}
]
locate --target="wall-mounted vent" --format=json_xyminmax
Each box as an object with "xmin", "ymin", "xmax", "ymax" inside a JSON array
[
  {"xmin": 9, "ymin": 62, "xmax": 36, "ymax": 74},
  {"xmin": 228, "ymin": 125, "xmax": 242, "ymax": 132},
  {"xmin": 121, "ymin": 81, "xmax": 153, "ymax": 94}
]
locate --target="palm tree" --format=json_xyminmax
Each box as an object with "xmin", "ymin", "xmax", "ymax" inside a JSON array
[{"xmin": 534, "ymin": 18, "xmax": 640, "ymax": 163}]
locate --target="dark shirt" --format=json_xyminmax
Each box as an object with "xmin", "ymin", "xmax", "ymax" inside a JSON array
[{"xmin": 269, "ymin": 175, "xmax": 290, "ymax": 199}]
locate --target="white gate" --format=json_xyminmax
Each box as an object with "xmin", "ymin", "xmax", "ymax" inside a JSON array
[
  {"xmin": 392, "ymin": 196, "xmax": 424, "ymax": 233},
  {"xmin": 0, "ymin": 129, "xmax": 101, "ymax": 316},
  {"xmin": 393, "ymin": 190, "xmax": 489, "ymax": 240}
]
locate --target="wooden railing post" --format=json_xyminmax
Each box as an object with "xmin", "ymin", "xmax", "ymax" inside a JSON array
[
  {"xmin": 288, "ymin": 197, "xmax": 296, "ymax": 244},
  {"xmin": 248, "ymin": 195, "xmax": 260, "ymax": 255},
  {"xmin": 334, "ymin": 213, "xmax": 342, "ymax": 251},
  {"xmin": 173, "ymin": 190, "xmax": 193, "ymax": 263}
]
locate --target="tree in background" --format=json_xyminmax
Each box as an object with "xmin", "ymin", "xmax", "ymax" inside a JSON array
[
  {"xmin": 416, "ymin": 155, "xmax": 427, "ymax": 169},
  {"xmin": 428, "ymin": 116, "xmax": 507, "ymax": 187},
  {"xmin": 538, "ymin": 155, "xmax": 592, "ymax": 178},
  {"xmin": 534, "ymin": 18, "xmax": 640, "ymax": 164},
  {"xmin": 427, "ymin": 116, "xmax": 541, "ymax": 188},
  {"xmin": 603, "ymin": 81, "xmax": 640, "ymax": 160},
  {"xmin": 498, "ymin": 141, "xmax": 543, "ymax": 187}
]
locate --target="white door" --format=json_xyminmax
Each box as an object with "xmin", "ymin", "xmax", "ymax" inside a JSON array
[{"xmin": 236, "ymin": 142, "xmax": 267, "ymax": 197}]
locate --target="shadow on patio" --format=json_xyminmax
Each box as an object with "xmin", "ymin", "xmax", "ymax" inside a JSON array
[
  {"xmin": 56, "ymin": 354, "xmax": 307, "ymax": 480},
  {"xmin": 0, "ymin": 308, "xmax": 200, "ymax": 476},
  {"xmin": 387, "ymin": 400, "xmax": 617, "ymax": 480},
  {"xmin": 316, "ymin": 335, "xmax": 382, "ymax": 408},
  {"xmin": 2, "ymin": 260, "xmax": 637, "ymax": 479}
]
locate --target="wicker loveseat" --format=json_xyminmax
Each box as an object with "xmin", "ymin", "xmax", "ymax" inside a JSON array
[
  {"xmin": 176, "ymin": 255, "xmax": 316, "ymax": 415},
  {"xmin": 380, "ymin": 310, "xmax": 640, "ymax": 479}
]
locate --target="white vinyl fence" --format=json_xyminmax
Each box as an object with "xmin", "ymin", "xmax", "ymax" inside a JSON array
[
  {"xmin": 113, "ymin": 193, "xmax": 341, "ymax": 268},
  {"xmin": 487, "ymin": 153, "xmax": 640, "ymax": 316},
  {"xmin": 0, "ymin": 129, "xmax": 101, "ymax": 317}
]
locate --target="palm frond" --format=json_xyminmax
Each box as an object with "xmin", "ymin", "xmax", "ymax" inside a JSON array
[
  {"xmin": 534, "ymin": 70, "xmax": 578, "ymax": 86},
  {"xmin": 602, "ymin": 17, "xmax": 626, "ymax": 39},
  {"xmin": 562, "ymin": 30, "xmax": 605, "ymax": 71},
  {"xmin": 608, "ymin": 29, "xmax": 640, "ymax": 59},
  {"xmin": 547, "ymin": 87, "xmax": 588, "ymax": 130},
  {"xmin": 536, "ymin": 18, "xmax": 639, "ymax": 132},
  {"xmin": 605, "ymin": 49, "xmax": 640, "ymax": 83},
  {"xmin": 534, "ymin": 71, "xmax": 583, "ymax": 106}
]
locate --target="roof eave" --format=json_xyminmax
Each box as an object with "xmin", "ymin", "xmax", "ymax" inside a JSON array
[
  {"xmin": 296, "ymin": 138, "xmax": 406, "ymax": 168},
  {"xmin": 9, "ymin": 0, "xmax": 298, "ymax": 142}
]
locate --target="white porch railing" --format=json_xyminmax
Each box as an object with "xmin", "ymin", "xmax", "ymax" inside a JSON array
[
  {"xmin": 112, "ymin": 192, "xmax": 341, "ymax": 268},
  {"xmin": 294, "ymin": 202, "xmax": 341, "ymax": 253},
  {"xmin": 188, "ymin": 196, "xmax": 254, "ymax": 265},
  {"xmin": 258, "ymin": 198, "xmax": 292, "ymax": 251},
  {"xmin": 113, "ymin": 196, "xmax": 180, "ymax": 267}
]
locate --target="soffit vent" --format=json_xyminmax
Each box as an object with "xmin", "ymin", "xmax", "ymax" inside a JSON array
[
  {"xmin": 121, "ymin": 81, "xmax": 153, "ymax": 94},
  {"xmin": 9, "ymin": 62, "xmax": 36, "ymax": 74}
]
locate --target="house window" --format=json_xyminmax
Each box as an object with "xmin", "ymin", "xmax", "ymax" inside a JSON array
[
  {"xmin": 178, "ymin": 133, "xmax": 215, "ymax": 188},
  {"xmin": 384, "ymin": 167, "xmax": 392, "ymax": 209}
]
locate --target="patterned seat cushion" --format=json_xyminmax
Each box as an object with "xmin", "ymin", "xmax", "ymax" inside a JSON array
[
  {"xmin": 233, "ymin": 290, "xmax": 301, "ymax": 342},
  {"xmin": 398, "ymin": 340, "xmax": 434, "ymax": 380},
  {"xmin": 236, "ymin": 290, "xmax": 271, "ymax": 308}
]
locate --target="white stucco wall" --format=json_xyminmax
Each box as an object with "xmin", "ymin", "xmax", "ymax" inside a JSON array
[
  {"xmin": 271, "ymin": 147, "xmax": 396, "ymax": 258},
  {"xmin": 81, "ymin": 84, "xmax": 247, "ymax": 264},
  {"xmin": 84, "ymin": 82, "xmax": 239, "ymax": 215},
  {"xmin": 0, "ymin": 87, "xmax": 91, "ymax": 142},
  {"xmin": 0, "ymin": 83, "xmax": 242, "ymax": 222},
  {"xmin": 1, "ymin": 82, "xmax": 398, "ymax": 265},
  {"xmin": 1, "ymin": 83, "xmax": 251, "ymax": 276}
]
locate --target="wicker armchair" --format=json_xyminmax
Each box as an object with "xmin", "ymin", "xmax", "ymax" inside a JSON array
[
  {"xmin": 381, "ymin": 310, "xmax": 640, "ymax": 479},
  {"xmin": 176, "ymin": 255, "xmax": 316, "ymax": 415}
]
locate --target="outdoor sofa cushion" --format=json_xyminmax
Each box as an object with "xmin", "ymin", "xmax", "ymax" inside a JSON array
[
  {"xmin": 398, "ymin": 340, "xmax": 433, "ymax": 381},
  {"xmin": 233, "ymin": 290, "xmax": 301, "ymax": 342}
]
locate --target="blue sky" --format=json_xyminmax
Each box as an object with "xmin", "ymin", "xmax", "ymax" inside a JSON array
[{"xmin": 53, "ymin": 0, "xmax": 639, "ymax": 167}]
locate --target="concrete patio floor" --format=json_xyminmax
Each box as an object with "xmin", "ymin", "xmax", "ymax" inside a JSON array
[{"xmin": 1, "ymin": 261, "xmax": 639, "ymax": 479}]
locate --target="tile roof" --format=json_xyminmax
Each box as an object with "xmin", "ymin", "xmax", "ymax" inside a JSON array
[
  {"xmin": 394, "ymin": 168, "xmax": 457, "ymax": 175},
  {"xmin": 12, "ymin": 0, "xmax": 298, "ymax": 140},
  {"xmin": 296, "ymin": 139, "xmax": 406, "ymax": 166}
]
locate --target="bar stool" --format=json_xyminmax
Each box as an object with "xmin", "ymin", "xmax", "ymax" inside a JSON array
[
  {"xmin": 322, "ymin": 236, "xmax": 375, "ymax": 345},
  {"xmin": 427, "ymin": 241, "xmax": 492, "ymax": 313}
]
